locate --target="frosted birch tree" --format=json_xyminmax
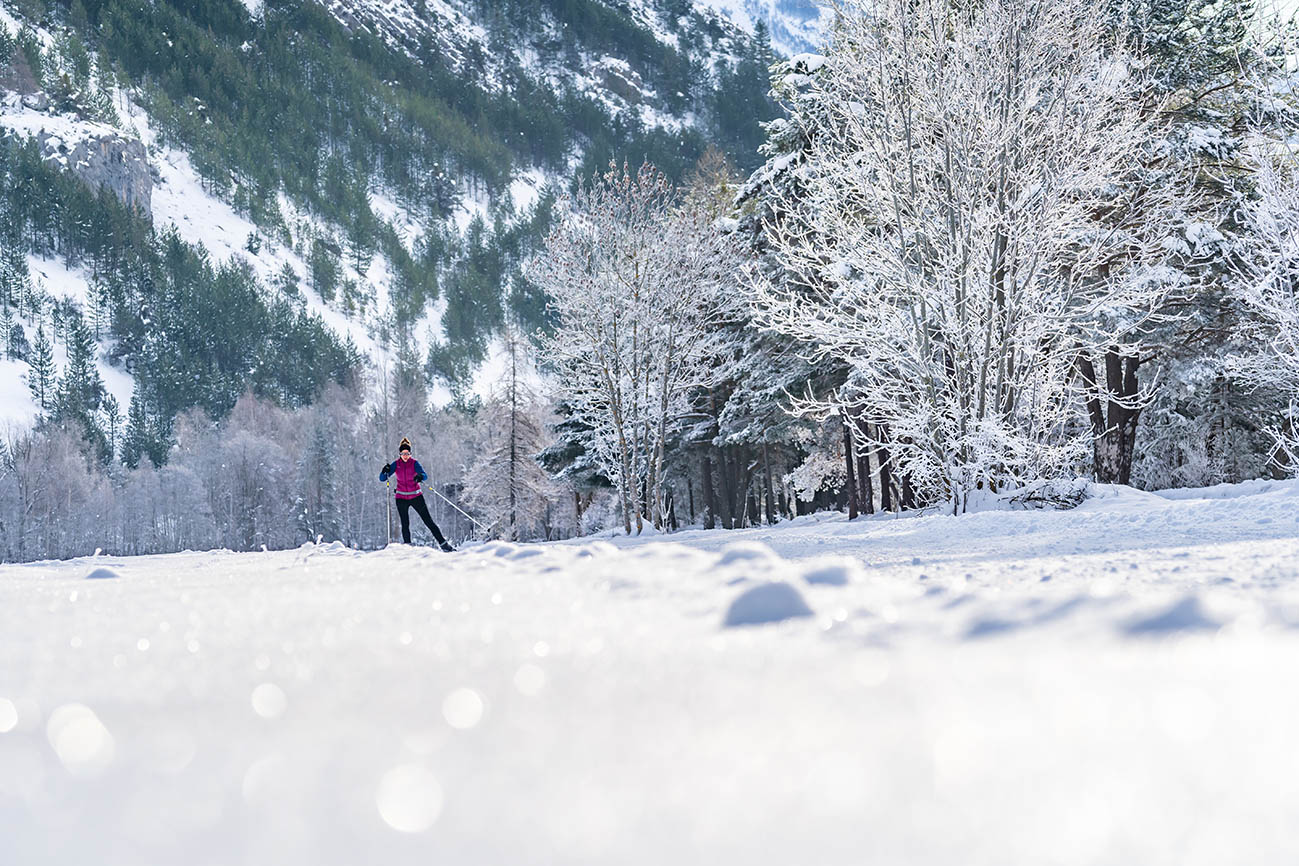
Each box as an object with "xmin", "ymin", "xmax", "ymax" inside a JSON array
[
  {"xmin": 1230, "ymin": 136, "xmax": 1299, "ymax": 469},
  {"xmin": 533, "ymin": 162, "xmax": 743, "ymax": 534},
  {"xmin": 751, "ymin": 0, "xmax": 1194, "ymax": 511}
]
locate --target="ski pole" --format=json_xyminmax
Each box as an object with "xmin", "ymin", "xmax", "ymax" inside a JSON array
[
  {"xmin": 424, "ymin": 483, "xmax": 493, "ymax": 532},
  {"xmin": 385, "ymin": 479, "xmax": 391, "ymax": 546}
]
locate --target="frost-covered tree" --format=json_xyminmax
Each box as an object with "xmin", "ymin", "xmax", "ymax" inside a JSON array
[
  {"xmin": 534, "ymin": 162, "xmax": 743, "ymax": 533},
  {"xmin": 298, "ymin": 416, "xmax": 341, "ymax": 542},
  {"xmin": 751, "ymin": 0, "xmax": 1194, "ymax": 511},
  {"xmin": 1229, "ymin": 135, "xmax": 1299, "ymax": 470},
  {"xmin": 462, "ymin": 325, "xmax": 557, "ymax": 540},
  {"xmin": 1110, "ymin": 0, "xmax": 1291, "ymax": 488}
]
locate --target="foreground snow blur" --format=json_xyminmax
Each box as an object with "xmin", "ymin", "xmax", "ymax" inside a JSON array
[{"xmin": 3, "ymin": 481, "xmax": 1299, "ymax": 864}]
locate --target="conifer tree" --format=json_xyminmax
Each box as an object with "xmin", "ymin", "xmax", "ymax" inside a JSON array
[
  {"xmin": 123, "ymin": 387, "xmax": 150, "ymax": 469},
  {"xmin": 26, "ymin": 325, "xmax": 54, "ymax": 412},
  {"xmin": 101, "ymin": 393, "xmax": 121, "ymax": 463},
  {"xmin": 298, "ymin": 420, "xmax": 340, "ymax": 542},
  {"xmin": 56, "ymin": 313, "xmax": 104, "ymax": 419},
  {"xmin": 310, "ymin": 238, "xmax": 340, "ymax": 302},
  {"xmin": 463, "ymin": 325, "xmax": 555, "ymax": 540},
  {"xmin": 0, "ymin": 303, "xmax": 16, "ymax": 361}
]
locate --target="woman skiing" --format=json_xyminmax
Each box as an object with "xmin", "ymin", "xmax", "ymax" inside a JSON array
[{"xmin": 380, "ymin": 437, "xmax": 454, "ymax": 550}]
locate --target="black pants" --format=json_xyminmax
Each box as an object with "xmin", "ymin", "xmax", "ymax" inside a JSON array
[{"xmin": 396, "ymin": 494, "xmax": 449, "ymax": 547}]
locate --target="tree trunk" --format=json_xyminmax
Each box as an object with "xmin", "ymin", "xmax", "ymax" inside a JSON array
[
  {"xmin": 717, "ymin": 446, "xmax": 736, "ymax": 530},
  {"xmin": 762, "ymin": 442, "xmax": 776, "ymax": 525},
  {"xmin": 874, "ymin": 427, "xmax": 894, "ymax": 512},
  {"xmin": 1079, "ymin": 349, "xmax": 1142, "ymax": 485},
  {"xmin": 843, "ymin": 420, "xmax": 859, "ymax": 520},
  {"xmin": 701, "ymin": 451, "xmax": 717, "ymax": 530},
  {"xmin": 858, "ymin": 450, "xmax": 874, "ymax": 515},
  {"xmin": 855, "ymin": 417, "xmax": 874, "ymax": 515},
  {"xmin": 687, "ymin": 476, "xmax": 695, "ymax": 523}
]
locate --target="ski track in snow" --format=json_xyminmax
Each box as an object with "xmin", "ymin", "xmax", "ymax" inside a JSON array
[{"xmin": 3, "ymin": 482, "xmax": 1299, "ymax": 864}]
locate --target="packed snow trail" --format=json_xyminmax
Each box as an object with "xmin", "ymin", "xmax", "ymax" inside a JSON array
[{"xmin": 3, "ymin": 482, "xmax": 1299, "ymax": 864}]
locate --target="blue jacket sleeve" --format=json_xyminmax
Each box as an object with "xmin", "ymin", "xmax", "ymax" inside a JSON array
[
  {"xmin": 413, "ymin": 460, "xmax": 427, "ymax": 484},
  {"xmin": 379, "ymin": 460, "xmax": 392, "ymax": 482}
]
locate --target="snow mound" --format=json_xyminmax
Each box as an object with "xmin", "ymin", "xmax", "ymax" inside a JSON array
[
  {"xmin": 715, "ymin": 541, "xmax": 780, "ymax": 568},
  {"xmin": 575, "ymin": 541, "xmax": 618, "ymax": 558},
  {"xmin": 1124, "ymin": 595, "xmax": 1222, "ymax": 636},
  {"xmin": 723, "ymin": 581, "xmax": 814, "ymax": 627},
  {"xmin": 1076, "ymin": 483, "xmax": 1168, "ymax": 511},
  {"xmin": 83, "ymin": 567, "xmax": 119, "ymax": 580},
  {"xmin": 1151, "ymin": 478, "xmax": 1299, "ymax": 501},
  {"xmin": 801, "ymin": 560, "xmax": 856, "ymax": 586}
]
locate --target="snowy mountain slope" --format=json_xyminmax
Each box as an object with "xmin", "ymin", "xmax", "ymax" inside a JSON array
[
  {"xmin": 697, "ymin": 0, "xmax": 830, "ymax": 55},
  {"xmin": 324, "ymin": 0, "xmax": 764, "ymax": 123},
  {"xmin": 0, "ymin": 3, "xmax": 465, "ymax": 427},
  {"xmin": 0, "ymin": 254, "xmax": 137, "ymax": 428},
  {"xmin": 0, "ymin": 89, "xmax": 406, "ymax": 426},
  {"xmin": 3, "ymin": 480, "xmax": 1299, "ymax": 864},
  {"xmin": 0, "ymin": 0, "xmax": 784, "ymax": 431}
]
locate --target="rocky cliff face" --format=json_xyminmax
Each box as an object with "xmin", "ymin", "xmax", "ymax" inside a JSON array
[
  {"xmin": 58, "ymin": 133, "xmax": 152, "ymax": 217},
  {"xmin": 0, "ymin": 51, "xmax": 39, "ymax": 97},
  {"xmin": 30, "ymin": 127, "xmax": 153, "ymax": 218},
  {"xmin": 1, "ymin": 46, "xmax": 153, "ymax": 218}
]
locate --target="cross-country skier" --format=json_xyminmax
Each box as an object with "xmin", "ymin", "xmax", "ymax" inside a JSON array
[{"xmin": 380, "ymin": 437, "xmax": 454, "ymax": 550}]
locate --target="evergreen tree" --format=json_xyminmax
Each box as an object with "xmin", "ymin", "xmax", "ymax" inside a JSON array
[
  {"xmin": 87, "ymin": 276, "xmax": 110, "ymax": 339},
  {"xmin": 298, "ymin": 419, "xmax": 340, "ymax": 542},
  {"xmin": 55, "ymin": 312, "xmax": 104, "ymax": 420},
  {"xmin": 26, "ymin": 325, "xmax": 54, "ymax": 412},
  {"xmin": 310, "ymin": 238, "xmax": 340, "ymax": 302},
  {"xmin": 101, "ymin": 392, "xmax": 121, "ymax": 463},
  {"xmin": 52, "ymin": 312, "xmax": 108, "ymax": 457},
  {"xmin": 1107, "ymin": 0, "xmax": 1291, "ymax": 487},
  {"xmin": 0, "ymin": 303, "xmax": 17, "ymax": 361},
  {"xmin": 122, "ymin": 387, "xmax": 150, "ymax": 469},
  {"xmin": 276, "ymin": 261, "xmax": 300, "ymax": 298}
]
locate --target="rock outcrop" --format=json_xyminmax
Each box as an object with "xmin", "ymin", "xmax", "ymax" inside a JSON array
[{"xmin": 39, "ymin": 130, "xmax": 153, "ymax": 218}]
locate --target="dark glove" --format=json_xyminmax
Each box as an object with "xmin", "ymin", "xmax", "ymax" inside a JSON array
[
  {"xmin": 414, "ymin": 472, "xmax": 426, "ymax": 483},
  {"xmin": 382, "ymin": 463, "xmax": 392, "ymax": 475}
]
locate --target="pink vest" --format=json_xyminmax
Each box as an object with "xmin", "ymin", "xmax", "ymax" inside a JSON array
[{"xmin": 390, "ymin": 458, "xmax": 422, "ymax": 500}]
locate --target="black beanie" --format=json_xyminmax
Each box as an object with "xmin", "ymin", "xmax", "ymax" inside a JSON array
[{"xmin": 398, "ymin": 437, "xmax": 412, "ymax": 453}]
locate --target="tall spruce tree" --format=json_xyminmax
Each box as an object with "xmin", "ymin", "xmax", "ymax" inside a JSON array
[
  {"xmin": 26, "ymin": 325, "xmax": 54, "ymax": 412},
  {"xmin": 122, "ymin": 387, "xmax": 151, "ymax": 469},
  {"xmin": 100, "ymin": 392, "xmax": 121, "ymax": 463}
]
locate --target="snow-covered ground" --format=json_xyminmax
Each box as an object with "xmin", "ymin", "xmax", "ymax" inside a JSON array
[{"xmin": 3, "ymin": 481, "xmax": 1299, "ymax": 864}]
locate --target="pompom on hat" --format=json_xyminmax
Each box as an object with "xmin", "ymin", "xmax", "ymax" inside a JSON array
[{"xmin": 398, "ymin": 436, "xmax": 412, "ymax": 453}]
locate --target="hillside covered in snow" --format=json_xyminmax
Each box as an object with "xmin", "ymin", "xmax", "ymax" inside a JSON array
[
  {"xmin": 0, "ymin": 0, "xmax": 790, "ymax": 433},
  {"xmin": 2, "ymin": 479, "xmax": 1298, "ymax": 863}
]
